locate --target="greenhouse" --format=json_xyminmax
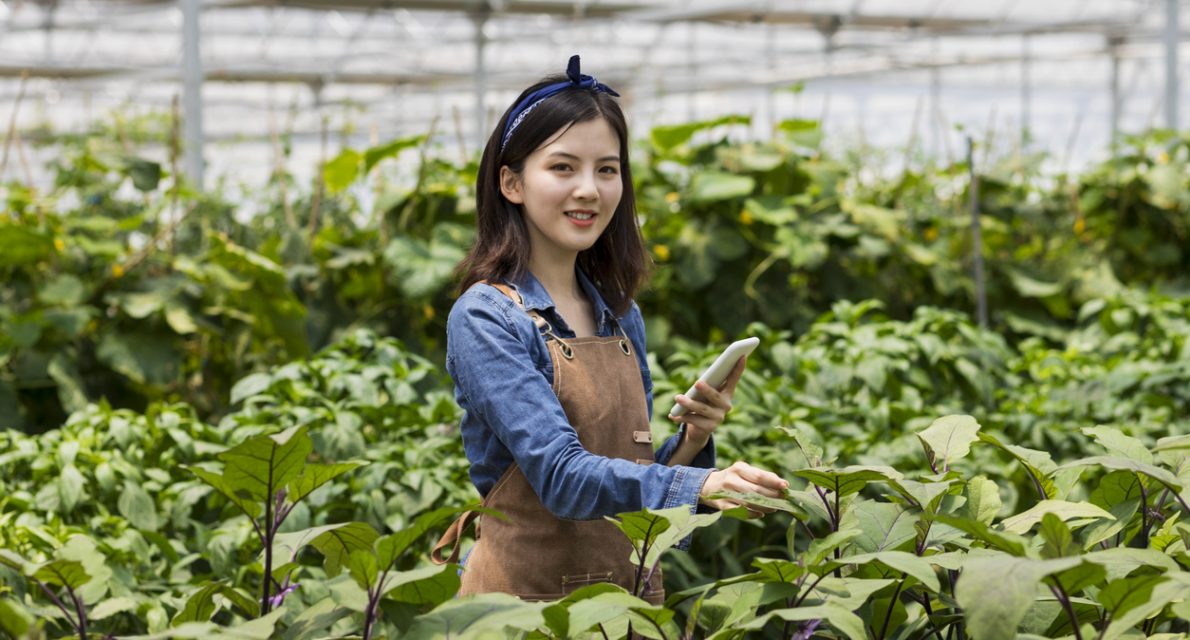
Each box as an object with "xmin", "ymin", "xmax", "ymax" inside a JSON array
[{"xmin": 1, "ymin": 0, "xmax": 1189, "ymax": 638}]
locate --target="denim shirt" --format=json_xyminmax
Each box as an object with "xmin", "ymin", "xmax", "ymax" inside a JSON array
[{"xmin": 445, "ymin": 268, "xmax": 716, "ymax": 528}]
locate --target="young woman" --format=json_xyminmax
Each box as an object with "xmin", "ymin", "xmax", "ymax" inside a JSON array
[{"xmin": 432, "ymin": 56, "xmax": 787, "ymax": 603}]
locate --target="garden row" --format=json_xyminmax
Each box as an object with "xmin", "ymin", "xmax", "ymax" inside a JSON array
[
  {"xmin": 2, "ymin": 118, "xmax": 1188, "ymax": 433},
  {"xmin": 2, "ymin": 284, "xmax": 1189, "ymax": 637}
]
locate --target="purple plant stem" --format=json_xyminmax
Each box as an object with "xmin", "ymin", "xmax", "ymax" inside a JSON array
[{"xmin": 35, "ymin": 580, "xmax": 79, "ymax": 633}]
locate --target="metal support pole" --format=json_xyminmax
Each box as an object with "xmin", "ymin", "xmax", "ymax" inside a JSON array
[
  {"xmin": 181, "ymin": 0, "xmax": 204, "ymax": 189},
  {"xmin": 1164, "ymin": 0, "xmax": 1180, "ymax": 131},
  {"xmin": 472, "ymin": 9, "xmax": 489, "ymax": 149},
  {"xmin": 1020, "ymin": 34, "xmax": 1031, "ymax": 148},
  {"xmin": 1109, "ymin": 35, "xmax": 1123, "ymax": 146},
  {"xmin": 967, "ymin": 136, "xmax": 987, "ymax": 329},
  {"xmin": 929, "ymin": 39, "xmax": 942, "ymax": 158}
]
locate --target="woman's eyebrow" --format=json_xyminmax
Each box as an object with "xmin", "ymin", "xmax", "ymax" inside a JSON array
[{"xmin": 547, "ymin": 151, "xmax": 621, "ymax": 163}]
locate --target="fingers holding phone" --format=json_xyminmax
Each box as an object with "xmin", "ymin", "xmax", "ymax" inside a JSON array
[{"xmin": 669, "ymin": 356, "xmax": 747, "ymax": 440}]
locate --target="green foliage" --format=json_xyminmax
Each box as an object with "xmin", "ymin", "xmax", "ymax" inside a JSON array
[{"xmin": 3, "ymin": 116, "xmax": 1190, "ymax": 638}]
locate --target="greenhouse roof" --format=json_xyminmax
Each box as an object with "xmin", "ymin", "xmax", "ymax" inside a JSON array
[{"xmin": 0, "ymin": 0, "xmax": 1185, "ymax": 186}]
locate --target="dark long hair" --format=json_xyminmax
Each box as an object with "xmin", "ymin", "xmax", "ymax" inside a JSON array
[{"xmin": 454, "ymin": 73, "xmax": 650, "ymax": 316}]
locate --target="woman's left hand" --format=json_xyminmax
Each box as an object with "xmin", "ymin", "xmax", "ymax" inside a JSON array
[{"xmin": 668, "ymin": 356, "xmax": 746, "ymax": 443}]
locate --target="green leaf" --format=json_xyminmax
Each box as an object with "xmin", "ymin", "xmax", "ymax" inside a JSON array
[
  {"xmin": 839, "ymin": 501, "xmax": 916, "ymax": 553},
  {"xmin": 1097, "ymin": 574, "xmax": 1168, "ymax": 629},
  {"xmin": 1048, "ymin": 560, "xmax": 1106, "ymax": 596},
  {"xmin": 775, "ymin": 118, "xmax": 823, "ymax": 147},
  {"xmin": 118, "ymin": 480, "xmax": 160, "ymax": 531},
  {"xmin": 805, "ymin": 529, "xmax": 862, "ymax": 567},
  {"xmin": 271, "ymin": 522, "xmax": 371, "ymax": 566},
  {"xmin": 1038, "ymin": 513, "xmax": 1078, "ymax": 559},
  {"xmin": 608, "ymin": 506, "xmax": 721, "ymax": 573},
  {"xmin": 704, "ymin": 491, "xmax": 805, "ymax": 517},
  {"xmin": 1006, "ymin": 267, "xmax": 1063, "ymax": 298},
  {"xmin": 287, "ymin": 461, "xmax": 365, "ymax": 503},
  {"xmin": 58, "ymin": 464, "xmax": 86, "ymax": 513},
  {"xmin": 688, "ymin": 171, "xmax": 755, "ymax": 203},
  {"xmin": 345, "ymin": 548, "xmax": 378, "ymax": 591},
  {"xmin": 554, "ymin": 589, "xmax": 655, "ymax": 637},
  {"xmin": 999, "ymin": 500, "xmax": 1115, "ymax": 535},
  {"xmin": 218, "ymin": 425, "xmax": 312, "ymax": 503},
  {"xmin": 836, "ymin": 551, "xmax": 941, "ymax": 592},
  {"xmin": 933, "ymin": 515, "xmax": 1027, "ymax": 556},
  {"xmin": 172, "ymin": 583, "xmax": 222, "ymax": 624},
  {"xmin": 955, "ymin": 556, "xmax": 1081, "ymax": 640},
  {"xmin": 164, "ymin": 302, "xmax": 198, "ymax": 335},
  {"xmin": 404, "ymin": 592, "xmax": 549, "ymax": 638},
  {"xmin": 96, "ymin": 329, "xmax": 181, "ymax": 386},
  {"xmin": 751, "ymin": 557, "xmax": 807, "ymax": 584},
  {"xmin": 38, "ymin": 275, "xmax": 85, "ymax": 306},
  {"xmin": 794, "ymin": 465, "xmax": 903, "ymax": 498},
  {"xmin": 1083, "ymin": 547, "xmax": 1181, "ymax": 581},
  {"xmin": 650, "ymin": 114, "xmax": 750, "ymax": 152},
  {"xmin": 0, "ymin": 223, "xmax": 55, "ymax": 267},
  {"xmin": 732, "ymin": 603, "xmax": 866, "ymax": 640},
  {"xmin": 376, "ymin": 505, "xmax": 483, "ymax": 568},
  {"xmin": 126, "ymin": 157, "xmax": 162, "ymax": 191},
  {"xmin": 0, "ymin": 597, "xmax": 33, "ymax": 636},
  {"xmin": 384, "ymin": 564, "xmax": 460, "ymax": 606},
  {"xmin": 363, "ymin": 134, "xmax": 425, "ymax": 173},
  {"xmin": 917, "ymin": 415, "xmax": 981, "ymax": 471},
  {"xmin": 977, "ymin": 433, "xmax": 1058, "ymax": 499},
  {"xmin": 310, "ymin": 522, "xmax": 380, "ymax": 577},
  {"xmin": 1059, "ymin": 456, "xmax": 1183, "ymax": 492},
  {"xmin": 185, "ymin": 465, "xmax": 262, "ymax": 519},
  {"xmin": 382, "ymin": 224, "xmax": 469, "ymax": 299},
  {"xmin": 323, "ymin": 148, "xmax": 362, "ymax": 194},
  {"xmin": 32, "ymin": 559, "xmax": 90, "ymax": 589},
  {"xmin": 1101, "ymin": 577, "xmax": 1185, "ymax": 640},
  {"xmin": 1081, "ymin": 426, "xmax": 1153, "ymax": 464},
  {"xmin": 229, "ymin": 373, "xmax": 272, "ymax": 405},
  {"xmin": 965, "ymin": 476, "xmax": 1002, "ymax": 525}
]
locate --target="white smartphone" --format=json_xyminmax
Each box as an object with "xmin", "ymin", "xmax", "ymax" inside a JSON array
[{"xmin": 667, "ymin": 337, "xmax": 760, "ymax": 419}]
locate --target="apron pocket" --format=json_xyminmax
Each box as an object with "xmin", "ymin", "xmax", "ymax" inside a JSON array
[{"xmin": 561, "ymin": 571, "xmax": 615, "ymax": 594}]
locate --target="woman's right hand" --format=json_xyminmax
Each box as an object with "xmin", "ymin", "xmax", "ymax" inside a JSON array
[{"xmin": 698, "ymin": 461, "xmax": 788, "ymax": 517}]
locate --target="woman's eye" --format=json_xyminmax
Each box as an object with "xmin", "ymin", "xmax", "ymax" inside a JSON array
[
  {"xmin": 550, "ymin": 164, "xmax": 572, "ymax": 171},
  {"xmin": 600, "ymin": 166, "xmax": 619, "ymax": 175}
]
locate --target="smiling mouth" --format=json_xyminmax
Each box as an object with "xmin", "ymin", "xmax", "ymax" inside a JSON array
[{"xmin": 565, "ymin": 211, "xmax": 596, "ymax": 220}]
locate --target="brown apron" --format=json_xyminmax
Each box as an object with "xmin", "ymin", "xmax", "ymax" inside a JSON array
[{"xmin": 432, "ymin": 282, "xmax": 664, "ymax": 603}]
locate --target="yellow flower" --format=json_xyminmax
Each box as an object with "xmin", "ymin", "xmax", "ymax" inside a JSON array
[
  {"xmin": 54, "ymin": 238, "xmax": 65, "ymax": 252},
  {"xmin": 739, "ymin": 210, "xmax": 754, "ymax": 225},
  {"xmin": 111, "ymin": 263, "xmax": 125, "ymax": 278},
  {"xmin": 1073, "ymin": 217, "xmax": 1086, "ymax": 235},
  {"xmin": 1158, "ymin": 152, "xmax": 1170, "ymax": 164},
  {"xmin": 653, "ymin": 244, "xmax": 670, "ymax": 261},
  {"xmin": 423, "ymin": 304, "xmax": 435, "ymax": 320},
  {"xmin": 924, "ymin": 227, "xmax": 938, "ymax": 242},
  {"xmin": 664, "ymin": 191, "xmax": 679, "ymax": 204}
]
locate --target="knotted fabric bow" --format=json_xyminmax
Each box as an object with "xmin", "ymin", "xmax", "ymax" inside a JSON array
[{"xmin": 500, "ymin": 55, "xmax": 620, "ymax": 151}]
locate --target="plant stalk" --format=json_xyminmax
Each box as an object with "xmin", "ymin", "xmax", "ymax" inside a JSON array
[
  {"xmin": 876, "ymin": 573, "xmax": 907, "ymax": 640},
  {"xmin": 1048, "ymin": 581, "xmax": 1082, "ymax": 640}
]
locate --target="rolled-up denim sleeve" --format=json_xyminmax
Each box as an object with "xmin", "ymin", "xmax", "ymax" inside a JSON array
[
  {"xmin": 620, "ymin": 303, "xmax": 716, "ymax": 471},
  {"xmin": 447, "ymin": 289, "xmax": 711, "ymax": 522}
]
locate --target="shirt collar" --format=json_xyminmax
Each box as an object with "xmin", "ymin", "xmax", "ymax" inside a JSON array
[{"xmin": 508, "ymin": 267, "xmax": 618, "ymax": 333}]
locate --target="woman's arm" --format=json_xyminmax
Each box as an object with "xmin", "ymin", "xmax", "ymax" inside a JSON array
[{"xmin": 447, "ymin": 288, "xmax": 712, "ymax": 520}]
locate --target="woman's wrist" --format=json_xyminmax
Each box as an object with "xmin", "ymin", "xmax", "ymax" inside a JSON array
[{"xmin": 683, "ymin": 423, "xmax": 711, "ymax": 448}]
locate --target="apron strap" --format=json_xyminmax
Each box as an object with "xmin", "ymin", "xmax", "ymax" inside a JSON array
[
  {"xmin": 431, "ymin": 510, "xmax": 481, "ymax": 565},
  {"xmin": 487, "ymin": 281, "xmax": 557, "ymax": 338}
]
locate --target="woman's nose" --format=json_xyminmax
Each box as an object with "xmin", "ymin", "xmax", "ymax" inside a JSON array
[{"xmin": 573, "ymin": 171, "xmax": 598, "ymax": 200}]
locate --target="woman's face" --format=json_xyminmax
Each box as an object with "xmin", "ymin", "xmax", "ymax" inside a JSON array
[{"xmin": 500, "ymin": 117, "xmax": 623, "ymax": 261}]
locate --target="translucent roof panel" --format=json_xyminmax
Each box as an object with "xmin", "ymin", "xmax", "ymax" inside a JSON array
[{"xmin": 0, "ymin": 0, "xmax": 1185, "ymax": 188}]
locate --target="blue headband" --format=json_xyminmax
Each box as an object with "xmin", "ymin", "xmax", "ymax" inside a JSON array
[{"xmin": 500, "ymin": 55, "xmax": 620, "ymax": 152}]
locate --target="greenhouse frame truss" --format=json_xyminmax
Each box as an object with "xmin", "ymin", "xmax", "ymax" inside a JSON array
[{"xmin": 0, "ymin": 0, "xmax": 1185, "ymax": 186}]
